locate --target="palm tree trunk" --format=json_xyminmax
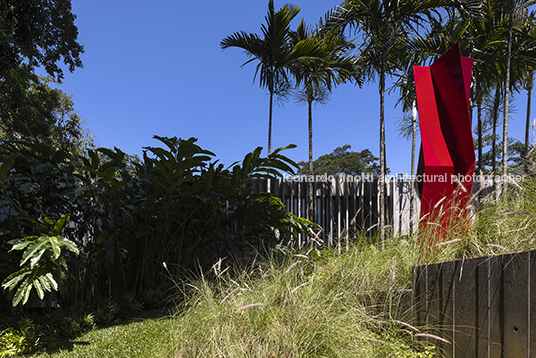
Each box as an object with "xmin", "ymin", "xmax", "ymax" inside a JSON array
[
  {"xmin": 379, "ymin": 57, "xmax": 386, "ymax": 247},
  {"xmin": 502, "ymin": 1, "xmax": 513, "ymax": 181},
  {"xmin": 525, "ymin": 72, "xmax": 534, "ymax": 170},
  {"xmin": 492, "ymin": 85, "xmax": 500, "ymax": 179},
  {"xmin": 308, "ymin": 97, "xmax": 314, "ymax": 220},
  {"xmin": 410, "ymin": 100, "xmax": 417, "ymax": 235},
  {"xmin": 267, "ymin": 87, "xmax": 273, "ymax": 193},
  {"xmin": 477, "ymin": 99, "xmax": 482, "ymax": 174}
]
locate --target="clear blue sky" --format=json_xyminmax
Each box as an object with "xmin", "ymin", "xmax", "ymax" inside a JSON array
[{"xmin": 56, "ymin": 0, "xmax": 533, "ymax": 176}]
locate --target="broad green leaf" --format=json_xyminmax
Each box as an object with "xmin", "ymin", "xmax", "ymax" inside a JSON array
[
  {"xmin": 10, "ymin": 237, "xmax": 34, "ymax": 251},
  {"xmin": 2, "ymin": 267, "xmax": 32, "ymax": 290},
  {"xmin": 0, "ymin": 153, "xmax": 17, "ymax": 184},
  {"xmin": 46, "ymin": 273, "xmax": 58, "ymax": 290},
  {"xmin": 33, "ymin": 278, "xmax": 45, "ymax": 299},
  {"xmin": 20, "ymin": 236, "xmax": 50, "ymax": 268},
  {"xmin": 56, "ymin": 236, "xmax": 79, "ymax": 255},
  {"xmin": 53, "ymin": 214, "xmax": 71, "ymax": 235},
  {"xmin": 13, "ymin": 277, "xmax": 32, "ymax": 307},
  {"xmin": 38, "ymin": 275, "xmax": 52, "ymax": 292},
  {"xmin": 48, "ymin": 235, "xmax": 61, "ymax": 260},
  {"xmin": 100, "ymin": 166, "xmax": 116, "ymax": 181},
  {"xmin": 44, "ymin": 216, "xmax": 54, "ymax": 226}
]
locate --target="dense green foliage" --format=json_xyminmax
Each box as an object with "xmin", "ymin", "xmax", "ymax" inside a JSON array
[
  {"xmin": 15, "ymin": 175, "xmax": 536, "ymax": 357},
  {"xmin": 0, "ymin": 137, "xmax": 319, "ymax": 310},
  {"xmin": 0, "ymin": 0, "xmax": 83, "ymax": 80}
]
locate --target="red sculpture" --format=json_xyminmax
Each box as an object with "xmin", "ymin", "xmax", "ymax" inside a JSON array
[{"xmin": 414, "ymin": 43, "xmax": 475, "ymax": 244}]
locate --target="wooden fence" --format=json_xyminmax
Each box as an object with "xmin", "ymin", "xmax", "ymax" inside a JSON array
[
  {"xmin": 255, "ymin": 177, "xmax": 421, "ymax": 247},
  {"xmin": 413, "ymin": 249, "xmax": 536, "ymax": 357}
]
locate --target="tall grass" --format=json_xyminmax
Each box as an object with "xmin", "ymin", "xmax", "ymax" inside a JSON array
[
  {"xmin": 166, "ymin": 239, "xmax": 432, "ymax": 357},
  {"xmin": 164, "ymin": 177, "xmax": 536, "ymax": 357}
]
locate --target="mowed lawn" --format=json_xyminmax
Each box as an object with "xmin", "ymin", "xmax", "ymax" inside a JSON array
[{"xmin": 30, "ymin": 313, "xmax": 177, "ymax": 358}]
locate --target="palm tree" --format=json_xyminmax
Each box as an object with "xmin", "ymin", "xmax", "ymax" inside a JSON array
[
  {"xmin": 291, "ymin": 19, "xmax": 362, "ymax": 218},
  {"xmin": 502, "ymin": 0, "xmax": 536, "ymax": 180},
  {"xmin": 326, "ymin": 0, "xmax": 481, "ymax": 244},
  {"xmin": 220, "ymin": 0, "xmax": 317, "ymax": 159},
  {"xmin": 524, "ymin": 70, "xmax": 534, "ymax": 165}
]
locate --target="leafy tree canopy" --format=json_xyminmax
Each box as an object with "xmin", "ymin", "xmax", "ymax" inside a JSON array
[
  {"xmin": 297, "ymin": 144, "xmax": 384, "ymax": 176},
  {"xmin": 0, "ymin": 0, "xmax": 84, "ymax": 81},
  {"xmin": 0, "ymin": 72, "xmax": 95, "ymax": 160}
]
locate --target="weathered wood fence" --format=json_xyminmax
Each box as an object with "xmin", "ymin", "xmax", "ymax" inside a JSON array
[
  {"xmin": 413, "ymin": 249, "xmax": 536, "ymax": 357},
  {"xmin": 255, "ymin": 177, "xmax": 420, "ymax": 246}
]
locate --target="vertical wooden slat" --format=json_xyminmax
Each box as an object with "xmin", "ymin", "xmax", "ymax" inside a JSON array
[
  {"xmin": 454, "ymin": 257, "xmax": 482, "ymax": 358},
  {"xmin": 475, "ymin": 257, "xmax": 490, "ymax": 357},
  {"xmin": 440, "ymin": 260, "xmax": 456, "ymax": 357},
  {"xmin": 530, "ymin": 250, "xmax": 536, "ymax": 358},
  {"xmin": 488, "ymin": 254, "xmax": 502, "ymax": 358},
  {"xmin": 502, "ymin": 252, "xmax": 529, "ymax": 358}
]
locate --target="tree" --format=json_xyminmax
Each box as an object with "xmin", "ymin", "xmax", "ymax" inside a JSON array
[
  {"xmin": 297, "ymin": 145, "xmax": 383, "ymax": 177},
  {"xmin": 0, "ymin": 74, "xmax": 95, "ymax": 159},
  {"xmin": 220, "ymin": 0, "xmax": 319, "ymax": 160},
  {"xmin": 501, "ymin": 0, "xmax": 536, "ymax": 180},
  {"xmin": 291, "ymin": 19, "xmax": 362, "ymax": 217},
  {"xmin": 0, "ymin": 0, "xmax": 84, "ymax": 81},
  {"xmin": 326, "ymin": 0, "xmax": 480, "ymax": 244}
]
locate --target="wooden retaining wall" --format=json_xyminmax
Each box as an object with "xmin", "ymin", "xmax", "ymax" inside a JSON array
[{"xmin": 413, "ymin": 250, "xmax": 536, "ymax": 357}]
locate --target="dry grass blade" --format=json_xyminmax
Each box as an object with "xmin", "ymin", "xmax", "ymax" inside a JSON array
[
  {"xmin": 285, "ymin": 261, "xmax": 301, "ymax": 274},
  {"xmin": 291, "ymin": 282, "xmax": 308, "ymax": 294},
  {"xmin": 236, "ymin": 303, "xmax": 264, "ymax": 313},
  {"xmin": 186, "ymin": 283, "xmax": 199, "ymax": 291},
  {"xmin": 221, "ymin": 287, "xmax": 240, "ymax": 305},
  {"xmin": 486, "ymin": 243, "xmax": 508, "ymax": 252},
  {"xmin": 434, "ymin": 239, "xmax": 462, "ymax": 247},
  {"xmin": 393, "ymin": 320, "xmax": 420, "ymax": 332},
  {"xmin": 414, "ymin": 333, "xmax": 451, "ymax": 344}
]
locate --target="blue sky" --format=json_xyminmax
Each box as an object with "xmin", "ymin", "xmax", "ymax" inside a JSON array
[{"xmin": 56, "ymin": 0, "xmax": 534, "ymax": 176}]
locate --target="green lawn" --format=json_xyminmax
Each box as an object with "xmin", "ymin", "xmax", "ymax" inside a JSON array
[{"xmin": 30, "ymin": 313, "xmax": 176, "ymax": 358}]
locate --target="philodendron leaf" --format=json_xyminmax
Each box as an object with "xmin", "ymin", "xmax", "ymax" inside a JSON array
[
  {"xmin": 13, "ymin": 277, "xmax": 33, "ymax": 307},
  {"xmin": 45, "ymin": 273, "xmax": 58, "ymax": 291},
  {"xmin": 9, "ymin": 236, "xmax": 37, "ymax": 251},
  {"xmin": 48, "ymin": 235, "xmax": 61, "ymax": 260},
  {"xmin": 56, "ymin": 236, "xmax": 79, "ymax": 255},
  {"xmin": 33, "ymin": 278, "xmax": 45, "ymax": 300},
  {"xmin": 20, "ymin": 236, "xmax": 50, "ymax": 268},
  {"xmin": 1, "ymin": 266, "xmax": 32, "ymax": 290}
]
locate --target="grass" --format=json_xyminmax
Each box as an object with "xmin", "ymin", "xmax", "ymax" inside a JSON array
[
  {"xmin": 19, "ymin": 177, "xmax": 536, "ymax": 357},
  {"xmin": 28, "ymin": 311, "xmax": 176, "ymax": 358}
]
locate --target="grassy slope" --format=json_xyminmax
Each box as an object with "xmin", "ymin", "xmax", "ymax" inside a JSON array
[{"xmin": 29, "ymin": 178, "xmax": 536, "ymax": 357}]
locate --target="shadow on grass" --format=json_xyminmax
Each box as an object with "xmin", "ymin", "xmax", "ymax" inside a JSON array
[{"xmin": 35, "ymin": 307, "xmax": 175, "ymax": 356}]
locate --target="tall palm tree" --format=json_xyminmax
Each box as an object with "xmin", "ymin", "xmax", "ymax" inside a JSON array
[
  {"xmin": 220, "ymin": 0, "xmax": 317, "ymax": 159},
  {"xmin": 524, "ymin": 70, "xmax": 534, "ymax": 163},
  {"xmin": 291, "ymin": 19, "xmax": 362, "ymax": 218},
  {"xmin": 326, "ymin": 0, "xmax": 481, "ymax": 244},
  {"xmin": 502, "ymin": 0, "xmax": 536, "ymax": 179}
]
